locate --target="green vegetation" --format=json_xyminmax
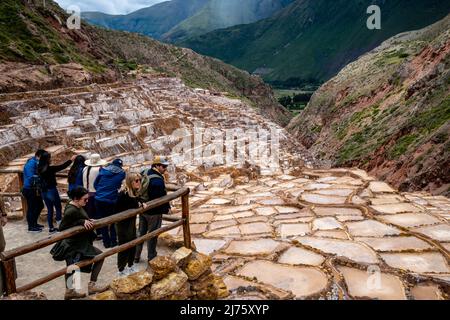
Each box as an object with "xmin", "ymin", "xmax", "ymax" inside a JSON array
[
  {"xmin": 388, "ymin": 134, "xmax": 418, "ymax": 159},
  {"xmin": 181, "ymin": 0, "xmax": 450, "ymax": 84},
  {"xmin": 409, "ymin": 97, "xmax": 450, "ymax": 134},
  {"xmin": 277, "ymin": 91, "xmax": 313, "ymax": 112}
]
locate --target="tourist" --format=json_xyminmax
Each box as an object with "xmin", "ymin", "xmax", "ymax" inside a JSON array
[
  {"xmin": 115, "ymin": 172, "xmax": 144, "ymax": 276},
  {"xmin": 94, "ymin": 159, "xmax": 125, "ymax": 248},
  {"xmin": 68, "ymin": 155, "xmax": 86, "ymax": 193},
  {"xmin": 135, "ymin": 156, "xmax": 171, "ymax": 263},
  {"xmin": 21, "ymin": 149, "xmax": 46, "ymax": 232},
  {"xmin": 83, "ymin": 154, "xmax": 107, "ymax": 239},
  {"xmin": 52, "ymin": 187, "xmax": 108, "ymax": 300},
  {"xmin": 38, "ymin": 152, "xmax": 75, "ymax": 233},
  {"xmin": 0, "ymin": 198, "xmax": 7, "ymax": 297}
]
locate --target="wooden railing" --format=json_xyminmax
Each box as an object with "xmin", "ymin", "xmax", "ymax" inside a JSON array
[{"xmin": 0, "ymin": 186, "xmax": 191, "ymax": 296}]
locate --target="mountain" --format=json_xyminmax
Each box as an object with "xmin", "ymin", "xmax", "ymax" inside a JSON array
[
  {"xmin": 162, "ymin": 0, "xmax": 294, "ymax": 42},
  {"xmin": 181, "ymin": 0, "xmax": 450, "ymax": 87},
  {"xmin": 287, "ymin": 14, "xmax": 450, "ymax": 196},
  {"xmin": 0, "ymin": 0, "xmax": 290, "ymax": 125},
  {"xmin": 83, "ymin": 0, "xmax": 293, "ymax": 42},
  {"xmin": 82, "ymin": 0, "xmax": 209, "ymax": 40}
]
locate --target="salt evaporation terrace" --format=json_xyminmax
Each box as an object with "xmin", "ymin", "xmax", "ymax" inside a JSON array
[{"xmin": 0, "ymin": 77, "xmax": 449, "ymax": 300}]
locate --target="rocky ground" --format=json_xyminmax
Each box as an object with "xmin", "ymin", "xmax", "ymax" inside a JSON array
[{"xmin": 0, "ymin": 76, "xmax": 449, "ymax": 300}]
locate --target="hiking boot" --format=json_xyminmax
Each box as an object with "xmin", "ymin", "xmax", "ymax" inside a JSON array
[
  {"xmin": 64, "ymin": 289, "xmax": 86, "ymax": 300},
  {"xmin": 88, "ymin": 281, "xmax": 109, "ymax": 295}
]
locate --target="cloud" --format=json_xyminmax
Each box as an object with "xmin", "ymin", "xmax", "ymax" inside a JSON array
[{"xmin": 54, "ymin": 0, "xmax": 166, "ymax": 15}]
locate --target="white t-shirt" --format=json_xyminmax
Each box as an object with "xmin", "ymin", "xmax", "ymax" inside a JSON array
[{"xmin": 83, "ymin": 166, "xmax": 101, "ymax": 193}]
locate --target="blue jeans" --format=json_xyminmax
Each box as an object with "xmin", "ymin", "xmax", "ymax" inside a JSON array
[
  {"xmin": 22, "ymin": 188, "xmax": 44, "ymax": 229},
  {"xmin": 42, "ymin": 187, "xmax": 62, "ymax": 228},
  {"xmin": 95, "ymin": 199, "xmax": 117, "ymax": 247}
]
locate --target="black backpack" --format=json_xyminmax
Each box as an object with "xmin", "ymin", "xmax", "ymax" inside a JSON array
[{"xmin": 31, "ymin": 174, "xmax": 47, "ymax": 194}]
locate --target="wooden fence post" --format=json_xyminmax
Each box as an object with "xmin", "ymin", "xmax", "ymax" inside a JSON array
[
  {"xmin": 181, "ymin": 191, "xmax": 191, "ymax": 249},
  {"xmin": 2, "ymin": 258, "xmax": 17, "ymax": 295},
  {"xmin": 17, "ymin": 172, "xmax": 27, "ymax": 220}
]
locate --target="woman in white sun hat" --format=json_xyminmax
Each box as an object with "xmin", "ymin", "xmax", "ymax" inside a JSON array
[{"xmin": 82, "ymin": 154, "xmax": 107, "ymax": 238}]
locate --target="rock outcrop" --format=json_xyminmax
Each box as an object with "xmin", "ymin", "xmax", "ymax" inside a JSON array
[
  {"xmin": 287, "ymin": 14, "xmax": 450, "ymax": 196},
  {"xmin": 92, "ymin": 248, "xmax": 229, "ymax": 300}
]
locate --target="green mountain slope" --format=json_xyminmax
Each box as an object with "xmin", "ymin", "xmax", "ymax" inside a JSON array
[
  {"xmin": 0, "ymin": 0, "xmax": 290, "ymax": 125},
  {"xmin": 287, "ymin": 14, "xmax": 450, "ymax": 195},
  {"xmin": 181, "ymin": 0, "xmax": 450, "ymax": 87},
  {"xmin": 82, "ymin": 0, "xmax": 209, "ymax": 39},
  {"xmin": 162, "ymin": 0, "xmax": 294, "ymax": 42}
]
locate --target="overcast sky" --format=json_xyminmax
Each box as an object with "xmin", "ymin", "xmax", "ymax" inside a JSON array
[{"xmin": 54, "ymin": 0, "xmax": 166, "ymax": 15}]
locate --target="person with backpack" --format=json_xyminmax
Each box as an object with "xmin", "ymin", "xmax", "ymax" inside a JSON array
[
  {"xmin": 51, "ymin": 187, "xmax": 109, "ymax": 300},
  {"xmin": 135, "ymin": 156, "xmax": 171, "ymax": 263},
  {"xmin": 83, "ymin": 154, "xmax": 107, "ymax": 240},
  {"xmin": 115, "ymin": 172, "xmax": 144, "ymax": 276},
  {"xmin": 94, "ymin": 159, "xmax": 125, "ymax": 248},
  {"xmin": 38, "ymin": 152, "xmax": 75, "ymax": 233},
  {"xmin": 68, "ymin": 155, "xmax": 86, "ymax": 193},
  {"xmin": 21, "ymin": 149, "xmax": 46, "ymax": 232}
]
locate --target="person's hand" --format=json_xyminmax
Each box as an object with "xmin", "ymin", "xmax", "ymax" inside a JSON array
[
  {"xmin": 70, "ymin": 154, "xmax": 77, "ymax": 162},
  {"xmin": 0, "ymin": 216, "xmax": 7, "ymax": 227},
  {"xmin": 84, "ymin": 219, "xmax": 94, "ymax": 230}
]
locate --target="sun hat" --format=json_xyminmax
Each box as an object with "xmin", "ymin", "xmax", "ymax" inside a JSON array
[{"xmin": 84, "ymin": 153, "xmax": 107, "ymax": 167}]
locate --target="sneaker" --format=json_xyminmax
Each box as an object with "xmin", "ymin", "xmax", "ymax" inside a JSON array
[
  {"xmin": 134, "ymin": 257, "xmax": 140, "ymax": 264},
  {"xmin": 117, "ymin": 270, "xmax": 129, "ymax": 277},
  {"xmin": 49, "ymin": 227, "xmax": 58, "ymax": 234},
  {"xmin": 126, "ymin": 265, "xmax": 138, "ymax": 275},
  {"xmin": 36, "ymin": 224, "xmax": 44, "ymax": 229},
  {"xmin": 28, "ymin": 227, "xmax": 43, "ymax": 233}
]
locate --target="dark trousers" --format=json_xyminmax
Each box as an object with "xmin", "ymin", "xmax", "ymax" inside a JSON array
[
  {"xmin": 116, "ymin": 218, "xmax": 137, "ymax": 271},
  {"xmin": 135, "ymin": 213, "xmax": 162, "ymax": 261},
  {"xmin": 22, "ymin": 188, "xmax": 44, "ymax": 229},
  {"xmin": 95, "ymin": 200, "xmax": 117, "ymax": 247},
  {"xmin": 64, "ymin": 247, "xmax": 103, "ymax": 288},
  {"xmin": 86, "ymin": 193, "xmax": 101, "ymax": 236},
  {"xmin": 42, "ymin": 187, "xmax": 62, "ymax": 228}
]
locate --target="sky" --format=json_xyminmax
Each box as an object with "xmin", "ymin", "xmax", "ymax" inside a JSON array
[{"xmin": 54, "ymin": 0, "xmax": 167, "ymax": 15}]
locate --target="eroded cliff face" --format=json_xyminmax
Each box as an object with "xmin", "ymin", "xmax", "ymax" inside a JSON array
[{"xmin": 288, "ymin": 15, "xmax": 450, "ymax": 196}]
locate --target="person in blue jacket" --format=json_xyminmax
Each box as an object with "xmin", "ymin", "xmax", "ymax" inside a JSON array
[
  {"xmin": 68, "ymin": 155, "xmax": 86, "ymax": 193},
  {"xmin": 21, "ymin": 149, "xmax": 46, "ymax": 232},
  {"xmin": 94, "ymin": 159, "xmax": 125, "ymax": 248}
]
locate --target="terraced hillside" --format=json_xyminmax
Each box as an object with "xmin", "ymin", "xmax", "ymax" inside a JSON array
[
  {"xmin": 288, "ymin": 14, "xmax": 450, "ymax": 196},
  {"xmin": 1, "ymin": 76, "xmax": 449, "ymax": 300},
  {"xmin": 0, "ymin": 0, "xmax": 289, "ymax": 125}
]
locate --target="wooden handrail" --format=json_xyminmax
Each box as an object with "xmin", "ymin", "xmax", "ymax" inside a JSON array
[
  {"xmin": 1, "ymin": 187, "xmax": 191, "ymax": 295},
  {"xmin": 1, "ymin": 187, "xmax": 189, "ymax": 261},
  {"xmin": 15, "ymin": 219, "xmax": 184, "ymax": 293}
]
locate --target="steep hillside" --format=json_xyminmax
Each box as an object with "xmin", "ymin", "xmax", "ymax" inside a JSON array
[
  {"xmin": 82, "ymin": 0, "xmax": 209, "ymax": 40},
  {"xmin": 0, "ymin": 0, "xmax": 290, "ymax": 125},
  {"xmin": 162, "ymin": 0, "xmax": 294, "ymax": 43},
  {"xmin": 181, "ymin": 0, "xmax": 450, "ymax": 87},
  {"xmin": 287, "ymin": 15, "xmax": 450, "ymax": 196}
]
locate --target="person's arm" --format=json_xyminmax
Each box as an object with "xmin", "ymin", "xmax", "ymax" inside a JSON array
[{"xmin": 50, "ymin": 160, "xmax": 72, "ymax": 173}]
